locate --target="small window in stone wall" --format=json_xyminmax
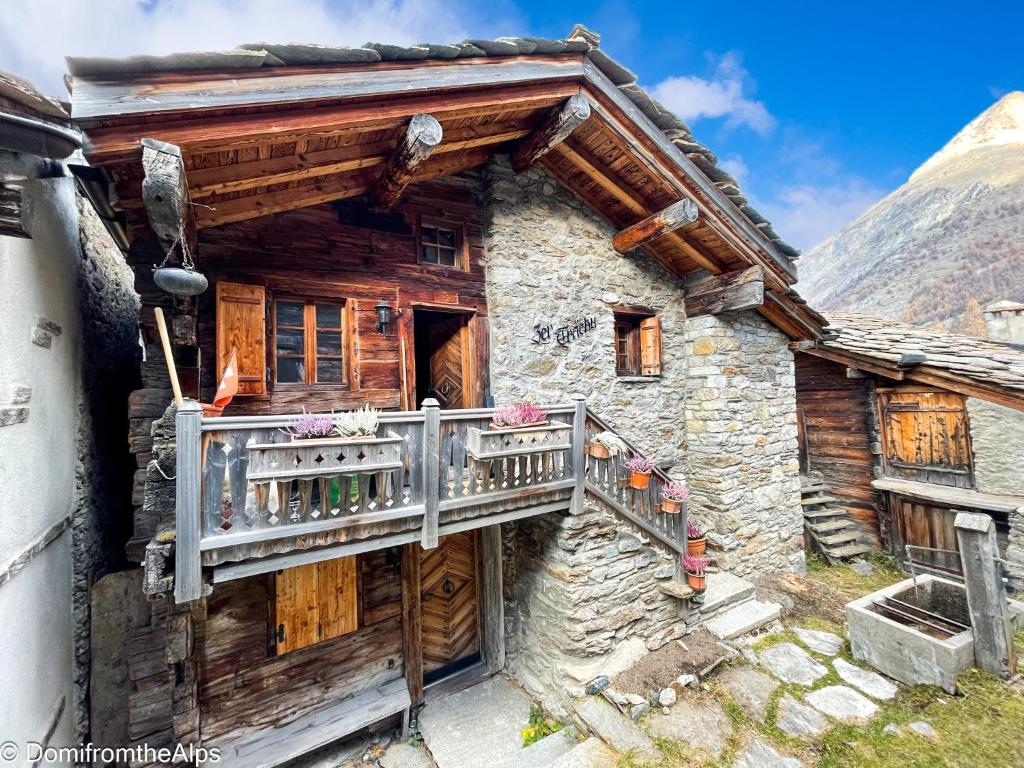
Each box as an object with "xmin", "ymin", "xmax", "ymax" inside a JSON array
[{"xmin": 613, "ymin": 310, "xmax": 662, "ymax": 376}]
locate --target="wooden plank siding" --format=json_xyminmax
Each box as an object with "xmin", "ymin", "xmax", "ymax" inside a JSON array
[
  {"xmin": 795, "ymin": 354, "xmax": 883, "ymax": 545},
  {"xmin": 194, "ymin": 176, "xmax": 489, "ymax": 415},
  {"xmin": 197, "ymin": 548, "xmax": 403, "ymax": 748}
]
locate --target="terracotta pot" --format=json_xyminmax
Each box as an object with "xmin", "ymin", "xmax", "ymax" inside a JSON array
[
  {"xmin": 687, "ymin": 537, "xmax": 707, "ymax": 556},
  {"xmin": 686, "ymin": 571, "xmax": 707, "ymax": 592},
  {"xmin": 588, "ymin": 442, "xmax": 611, "ymax": 459},
  {"xmin": 629, "ymin": 470, "xmax": 652, "ymax": 490},
  {"xmin": 661, "ymin": 497, "xmax": 683, "ymax": 514}
]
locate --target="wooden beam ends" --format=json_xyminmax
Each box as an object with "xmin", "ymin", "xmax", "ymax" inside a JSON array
[
  {"xmin": 371, "ymin": 113, "xmax": 443, "ymax": 210},
  {"xmin": 511, "ymin": 91, "xmax": 591, "ymax": 172},
  {"xmin": 141, "ymin": 137, "xmax": 196, "ymax": 262},
  {"xmin": 612, "ymin": 198, "xmax": 699, "ymax": 254},
  {"xmin": 684, "ymin": 266, "xmax": 764, "ymax": 317}
]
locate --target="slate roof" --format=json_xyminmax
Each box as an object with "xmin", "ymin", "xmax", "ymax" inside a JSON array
[
  {"xmin": 822, "ymin": 313, "xmax": 1024, "ymax": 393},
  {"xmin": 64, "ymin": 24, "xmax": 801, "ymax": 262}
]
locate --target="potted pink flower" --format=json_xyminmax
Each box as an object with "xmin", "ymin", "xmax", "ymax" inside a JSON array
[
  {"xmin": 626, "ymin": 455, "xmax": 656, "ymax": 490},
  {"xmin": 282, "ymin": 409, "xmax": 336, "ymax": 442},
  {"xmin": 683, "ymin": 553, "xmax": 709, "ymax": 592},
  {"xmin": 687, "ymin": 521, "xmax": 706, "ymax": 556},
  {"xmin": 466, "ymin": 401, "xmax": 570, "ymax": 461},
  {"xmin": 490, "ymin": 401, "xmax": 549, "ymax": 429},
  {"xmin": 660, "ymin": 480, "xmax": 689, "ymax": 514}
]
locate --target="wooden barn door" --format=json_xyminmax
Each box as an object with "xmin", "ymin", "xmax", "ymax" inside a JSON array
[
  {"xmin": 878, "ymin": 389, "xmax": 974, "ymax": 488},
  {"xmin": 420, "ymin": 531, "xmax": 480, "ymax": 682}
]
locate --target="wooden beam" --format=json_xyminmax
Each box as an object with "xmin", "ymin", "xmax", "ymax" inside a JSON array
[
  {"xmin": 479, "ymin": 526, "xmax": 505, "ymax": 675},
  {"xmin": 905, "ymin": 367, "xmax": 1024, "ymax": 413},
  {"xmin": 141, "ymin": 137, "xmax": 196, "ymax": 261},
  {"xmin": 400, "ymin": 543, "xmax": 424, "ymax": 706},
  {"xmin": 371, "ymin": 113, "xmax": 443, "ymax": 209},
  {"xmin": 684, "ymin": 266, "xmax": 764, "ymax": 317},
  {"xmin": 613, "ymin": 198, "xmax": 698, "ymax": 254},
  {"xmin": 803, "ymin": 346, "xmax": 905, "ymax": 380},
  {"xmin": 510, "ymin": 91, "xmax": 591, "ymax": 172}
]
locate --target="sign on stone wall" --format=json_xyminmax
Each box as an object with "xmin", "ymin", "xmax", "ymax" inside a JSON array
[{"xmin": 532, "ymin": 315, "xmax": 597, "ymax": 347}]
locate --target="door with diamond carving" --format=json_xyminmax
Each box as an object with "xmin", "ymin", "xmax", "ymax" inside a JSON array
[
  {"xmin": 420, "ymin": 531, "xmax": 480, "ymax": 682},
  {"xmin": 413, "ymin": 309, "xmax": 471, "ymax": 409}
]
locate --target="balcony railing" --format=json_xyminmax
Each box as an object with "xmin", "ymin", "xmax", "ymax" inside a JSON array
[{"xmin": 173, "ymin": 397, "xmax": 687, "ymax": 603}]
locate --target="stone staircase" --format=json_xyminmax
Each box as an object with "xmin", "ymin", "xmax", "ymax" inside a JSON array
[
  {"xmin": 801, "ymin": 477, "xmax": 870, "ymax": 564},
  {"xmin": 699, "ymin": 571, "xmax": 782, "ymax": 641}
]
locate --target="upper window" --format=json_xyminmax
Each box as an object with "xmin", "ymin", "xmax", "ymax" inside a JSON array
[
  {"xmin": 613, "ymin": 311, "xmax": 662, "ymax": 377},
  {"xmin": 274, "ymin": 298, "xmax": 346, "ymax": 386},
  {"xmin": 420, "ymin": 223, "xmax": 463, "ymax": 268}
]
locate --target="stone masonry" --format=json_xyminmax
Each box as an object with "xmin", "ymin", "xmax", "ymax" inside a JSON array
[{"xmin": 683, "ymin": 313, "xmax": 804, "ymax": 578}]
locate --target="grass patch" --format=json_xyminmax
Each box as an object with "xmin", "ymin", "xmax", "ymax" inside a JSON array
[
  {"xmin": 818, "ymin": 669, "xmax": 1024, "ymax": 768},
  {"xmin": 806, "ymin": 553, "xmax": 904, "ymax": 602},
  {"xmin": 520, "ymin": 704, "xmax": 562, "ymax": 747},
  {"xmin": 750, "ymin": 629, "xmax": 801, "ymax": 653}
]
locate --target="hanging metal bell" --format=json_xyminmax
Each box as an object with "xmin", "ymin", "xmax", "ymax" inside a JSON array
[{"xmin": 153, "ymin": 266, "xmax": 209, "ymax": 296}]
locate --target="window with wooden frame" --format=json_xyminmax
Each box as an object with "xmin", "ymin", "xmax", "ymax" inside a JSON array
[
  {"xmin": 419, "ymin": 220, "xmax": 466, "ymax": 269},
  {"xmin": 271, "ymin": 556, "xmax": 359, "ymax": 655},
  {"xmin": 273, "ymin": 298, "xmax": 348, "ymax": 386},
  {"xmin": 613, "ymin": 311, "xmax": 662, "ymax": 377}
]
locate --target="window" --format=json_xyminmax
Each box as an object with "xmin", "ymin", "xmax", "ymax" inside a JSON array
[
  {"xmin": 613, "ymin": 312, "xmax": 662, "ymax": 377},
  {"xmin": 420, "ymin": 222, "xmax": 463, "ymax": 268},
  {"xmin": 271, "ymin": 557, "xmax": 359, "ymax": 655},
  {"xmin": 274, "ymin": 298, "xmax": 346, "ymax": 386}
]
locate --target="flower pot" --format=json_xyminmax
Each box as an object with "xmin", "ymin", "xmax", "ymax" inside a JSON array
[
  {"xmin": 466, "ymin": 421, "xmax": 570, "ymax": 460},
  {"xmin": 487, "ymin": 419, "xmax": 549, "ymax": 430},
  {"xmin": 686, "ymin": 571, "xmax": 707, "ymax": 592},
  {"xmin": 687, "ymin": 537, "xmax": 707, "ymax": 556},
  {"xmin": 629, "ymin": 470, "xmax": 652, "ymax": 490},
  {"xmin": 661, "ymin": 497, "xmax": 683, "ymax": 514},
  {"xmin": 587, "ymin": 441, "xmax": 611, "ymax": 459}
]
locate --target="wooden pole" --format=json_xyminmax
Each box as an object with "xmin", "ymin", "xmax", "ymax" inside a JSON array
[
  {"xmin": 510, "ymin": 91, "xmax": 591, "ymax": 172},
  {"xmin": 683, "ymin": 266, "xmax": 765, "ymax": 317},
  {"xmin": 175, "ymin": 399, "xmax": 204, "ymax": 603},
  {"xmin": 954, "ymin": 511, "xmax": 1016, "ymax": 677},
  {"xmin": 612, "ymin": 198, "xmax": 699, "ymax": 254},
  {"xmin": 400, "ymin": 335, "xmax": 410, "ymax": 411},
  {"xmin": 154, "ymin": 306, "xmax": 183, "ymax": 406},
  {"xmin": 371, "ymin": 113, "xmax": 443, "ymax": 210},
  {"xmin": 570, "ymin": 395, "xmax": 587, "ymax": 515},
  {"xmin": 421, "ymin": 398, "xmax": 441, "ymax": 549},
  {"xmin": 400, "ymin": 543, "xmax": 424, "ymax": 706}
]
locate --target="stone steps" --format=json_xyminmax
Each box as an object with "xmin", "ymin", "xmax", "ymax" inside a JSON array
[
  {"xmin": 573, "ymin": 696, "xmax": 659, "ymax": 762},
  {"xmin": 699, "ymin": 571, "xmax": 756, "ymax": 615},
  {"xmin": 705, "ymin": 599, "xmax": 782, "ymax": 640},
  {"xmin": 517, "ymin": 727, "xmax": 577, "ymax": 767},
  {"xmin": 548, "ymin": 737, "xmax": 620, "ymax": 768}
]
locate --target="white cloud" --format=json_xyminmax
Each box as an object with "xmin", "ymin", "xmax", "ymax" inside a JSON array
[
  {"xmin": 0, "ymin": 0, "xmax": 516, "ymax": 96},
  {"xmin": 649, "ymin": 52, "xmax": 775, "ymax": 135},
  {"xmin": 717, "ymin": 154, "xmax": 749, "ymax": 186},
  {"xmin": 753, "ymin": 180, "xmax": 886, "ymax": 252}
]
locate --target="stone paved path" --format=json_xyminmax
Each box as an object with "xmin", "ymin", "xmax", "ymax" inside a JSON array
[
  {"xmin": 734, "ymin": 738, "xmax": 805, "ymax": 768},
  {"xmin": 833, "ymin": 658, "xmax": 898, "ymax": 700},
  {"xmin": 758, "ymin": 643, "xmax": 828, "ymax": 686},
  {"xmin": 793, "ymin": 627, "xmax": 844, "ymax": 656},
  {"xmin": 645, "ymin": 698, "xmax": 733, "ymax": 758},
  {"xmin": 805, "ymin": 685, "xmax": 879, "ymax": 725},
  {"xmin": 718, "ymin": 667, "xmax": 779, "ymax": 723}
]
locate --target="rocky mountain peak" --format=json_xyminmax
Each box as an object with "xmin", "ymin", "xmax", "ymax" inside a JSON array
[{"xmin": 911, "ymin": 91, "xmax": 1024, "ymax": 181}]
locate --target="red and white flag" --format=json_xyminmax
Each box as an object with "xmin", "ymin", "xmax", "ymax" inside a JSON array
[{"xmin": 212, "ymin": 347, "xmax": 239, "ymax": 410}]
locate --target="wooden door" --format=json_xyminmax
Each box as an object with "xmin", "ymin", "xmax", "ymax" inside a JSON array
[
  {"xmin": 428, "ymin": 316, "xmax": 469, "ymax": 409},
  {"xmin": 891, "ymin": 497, "xmax": 962, "ymax": 574},
  {"xmin": 879, "ymin": 389, "xmax": 974, "ymax": 488},
  {"xmin": 420, "ymin": 532, "xmax": 480, "ymax": 679}
]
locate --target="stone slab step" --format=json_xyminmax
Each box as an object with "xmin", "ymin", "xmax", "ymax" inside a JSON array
[
  {"xmin": 808, "ymin": 520, "xmax": 855, "ymax": 534},
  {"xmin": 705, "ymin": 599, "xmax": 782, "ymax": 640},
  {"xmin": 573, "ymin": 697, "xmax": 658, "ymax": 761},
  {"xmin": 699, "ymin": 571, "xmax": 756, "ymax": 614},
  {"xmin": 548, "ymin": 737, "xmax": 620, "ymax": 768},
  {"xmin": 804, "ymin": 507, "xmax": 847, "ymax": 520},
  {"xmin": 801, "ymin": 494, "xmax": 838, "ymax": 506},
  {"xmin": 518, "ymin": 727, "xmax": 577, "ymax": 767},
  {"xmin": 825, "ymin": 543, "xmax": 872, "ymax": 559},
  {"xmin": 818, "ymin": 531, "xmax": 860, "ymax": 546}
]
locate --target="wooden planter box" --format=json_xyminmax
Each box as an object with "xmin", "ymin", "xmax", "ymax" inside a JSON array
[
  {"xmin": 246, "ymin": 432, "xmax": 404, "ymax": 482},
  {"xmin": 465, "ymin": 420, "xmax": 571, "ymax": 461}
]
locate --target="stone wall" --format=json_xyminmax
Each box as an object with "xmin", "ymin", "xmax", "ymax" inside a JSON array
[
  {"xmin": 966, "ymin": 397, "xmax": 1024, "ymax": 588},
  {"xmin": 482, "ymin": 157, "xmax": 689, "ymax": 473},
  {"xmin": 682, "ymin": 313, "xmax": 804, "ymax": 578},
  {"xmin": 502, "ymin": 503, "xmax": 689, "ymax": 719}
]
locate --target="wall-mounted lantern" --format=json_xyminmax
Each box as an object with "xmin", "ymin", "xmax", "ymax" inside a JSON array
[{"xmin": 375, "ymin": 299, "xmax": 393, "ymax": 335}]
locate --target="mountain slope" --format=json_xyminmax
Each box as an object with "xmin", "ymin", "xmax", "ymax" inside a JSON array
[{"xmin": 799, "ymin": 92, "xmax": 1024, "ymax": 331}]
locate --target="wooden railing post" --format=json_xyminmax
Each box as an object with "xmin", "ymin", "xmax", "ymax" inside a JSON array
[
  {"xmin": 421, "ymin": 398, "xmax": 441, "ymax": 549},
  {"xmin": 571, "ymin": 395, "xmax": 587, "ymax": 515},
  {"xmin": 174, "ymin": 398, "xmax": 204, "ymax": 603},
  {"xmin": 676, "ymin": 501, "xmax": 688, "ymax": 579}
]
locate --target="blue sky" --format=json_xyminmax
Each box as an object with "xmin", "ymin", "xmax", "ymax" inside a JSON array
[{"xmin": 2, "ymin": 0, "xmax": 1021, "ymax": 249}]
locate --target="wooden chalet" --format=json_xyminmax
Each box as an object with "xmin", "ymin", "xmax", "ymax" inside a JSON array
[
  {"xmin": 795, "ymin": 313, "xmax": 1024, "ymax": 584},
  {"xmin": 67, "ymin": 25, "xmax": 825, "ymax": 765}
]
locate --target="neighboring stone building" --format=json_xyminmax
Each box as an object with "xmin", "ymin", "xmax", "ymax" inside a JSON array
[
  {"xmin": 0, "ymin": 72, "xmax": 139, "ymax": 754},
  {"xmin": 795, "ymin": 313, "xmax": 1024, "ymax": 588}
]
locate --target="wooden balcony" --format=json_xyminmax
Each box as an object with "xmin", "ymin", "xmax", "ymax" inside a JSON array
[{"xmin": 173, "ymin": 397, "xmax": 688, "ymax": 603}]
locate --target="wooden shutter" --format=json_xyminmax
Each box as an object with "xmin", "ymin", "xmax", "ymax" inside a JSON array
[
  {"xmin": 880, "ymin": 390, "xmax": 973, "ymax": 487},
  {"xmin": 272, "ymin": 556, "xmax": 358, "ymax": 655},
  {"xmin": 639, "ymin": 316, "xmax": 662, "ymax": 376},
  {"xmin": 216, "ymin": 281, "xmax": 266, "ymax": 396}
]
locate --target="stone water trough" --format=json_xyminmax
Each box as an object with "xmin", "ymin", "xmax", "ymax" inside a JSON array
[{"xmin": 847, "ymin": 575, "xmax": 1024, "ymax": 694}]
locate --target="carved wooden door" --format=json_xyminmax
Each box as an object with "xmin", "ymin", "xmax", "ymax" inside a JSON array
[
  {"xmin": 420, "ymin": 532, "xmax": 479, "ymax": 678},
  {"xmin": 427, "ymin": 317, "xmax": 468, "ymax": 409}
]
